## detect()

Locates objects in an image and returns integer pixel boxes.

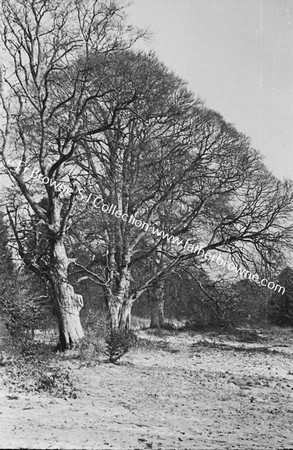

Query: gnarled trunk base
[53,283,84,351]
[51,238,84,351]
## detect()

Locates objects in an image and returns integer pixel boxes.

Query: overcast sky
[128,0,293,181]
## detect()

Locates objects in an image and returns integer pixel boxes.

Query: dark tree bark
[150,281,165,328]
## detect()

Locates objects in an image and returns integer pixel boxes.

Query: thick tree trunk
[54,283,84,351]
[150,282,165,328]
[51,240,84,350]
[119,300,132,330]
[108,297,132,331]
[106,260,133,331]
[104,243,136,332]
[106,266,133,331]
[108,300,121,330]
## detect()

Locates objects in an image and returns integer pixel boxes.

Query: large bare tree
[67,50,202,329]
[69,50,293,330]
[0,0,143,349]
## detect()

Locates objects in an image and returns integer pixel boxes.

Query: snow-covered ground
[1,328,293,449]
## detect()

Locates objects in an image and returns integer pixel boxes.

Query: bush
[105,329,136,363]
[77,335,105,366]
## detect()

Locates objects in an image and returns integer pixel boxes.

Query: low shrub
[105,329,136,363]
[77,335,105,366]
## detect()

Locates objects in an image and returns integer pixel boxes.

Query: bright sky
[127,0,293,181]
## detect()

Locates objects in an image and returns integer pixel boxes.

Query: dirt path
[1,332,293,449]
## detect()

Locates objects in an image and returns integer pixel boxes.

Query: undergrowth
[3,342,78,399]
[105,329,137,363]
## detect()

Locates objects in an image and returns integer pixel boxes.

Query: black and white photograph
[0,0,293,448]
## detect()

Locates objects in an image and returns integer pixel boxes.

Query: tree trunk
[106,266,133,331]
[104,241,137,333]
[150,297,165,328]
[108,300,121,330]
[107,296,132,331]
[54,282,84,351]
[51,240,84,350]
[119,300,132,330]
[150,282,165,328]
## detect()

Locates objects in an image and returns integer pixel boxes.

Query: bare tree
[69,49,293,330]
[0,0,144,349]
[65,50,201,329]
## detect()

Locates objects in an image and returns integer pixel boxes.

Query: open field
[1,328,293,450]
